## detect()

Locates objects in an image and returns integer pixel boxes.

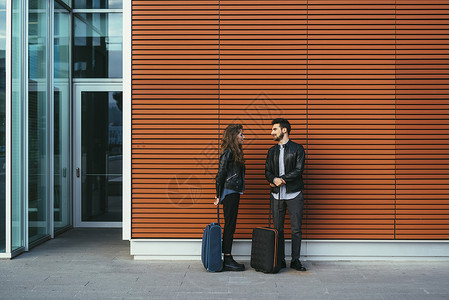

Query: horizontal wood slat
[131,0,449,240]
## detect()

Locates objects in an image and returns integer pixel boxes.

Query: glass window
[28,0,49,244]
[54,2,71,232]
[73,13,122,78]
[81,91,122,222]
[59,0,71,8]
[0,0,6,253]
[74,0,122,9]
[11,0,25,252]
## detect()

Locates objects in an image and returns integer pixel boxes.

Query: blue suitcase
[201,206,223,272]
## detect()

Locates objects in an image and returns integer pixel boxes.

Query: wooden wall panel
[395,0,449,239]
[219,0,308,238]
[306,0,396,239]
[132,0,220,238]
[131,0,449,240]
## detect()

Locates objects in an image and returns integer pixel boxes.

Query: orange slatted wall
[131,0,449,240]
[307,0,396,239]
[132,0,220,237]
[395,0,449,239]
[219,0,308,238]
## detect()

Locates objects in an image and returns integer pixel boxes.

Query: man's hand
[214,198,220,206]
[273,177,286,187]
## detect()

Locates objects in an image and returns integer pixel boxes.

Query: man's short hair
[272,118,291,134]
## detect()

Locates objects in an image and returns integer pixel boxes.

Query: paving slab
[1,228,449,299]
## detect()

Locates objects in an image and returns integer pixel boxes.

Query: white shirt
[271,141,301,200]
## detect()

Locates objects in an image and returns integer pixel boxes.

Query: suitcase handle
[216,205,220,226]
[269,189,281,228]
[269,196,272,228]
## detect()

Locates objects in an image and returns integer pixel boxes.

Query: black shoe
[223,255,245,271]
[281,259,287,269]
[290,259,306,271]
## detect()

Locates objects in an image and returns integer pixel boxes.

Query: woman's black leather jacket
[215,148,245,199]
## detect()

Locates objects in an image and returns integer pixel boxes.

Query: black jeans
[271,192,304,260]
[222,193,240,254]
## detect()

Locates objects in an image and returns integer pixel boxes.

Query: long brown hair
[220,124,244,164]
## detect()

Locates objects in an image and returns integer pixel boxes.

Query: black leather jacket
[265,140,305,193]
[215,148,245,199]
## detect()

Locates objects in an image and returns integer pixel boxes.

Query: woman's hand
[214,198,220,206]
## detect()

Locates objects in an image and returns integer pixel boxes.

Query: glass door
[73,82,122,227]
[54,1,71,233]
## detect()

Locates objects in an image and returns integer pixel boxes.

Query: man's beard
[273,132,284,142]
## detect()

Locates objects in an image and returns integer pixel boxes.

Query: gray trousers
[271,192,304,261]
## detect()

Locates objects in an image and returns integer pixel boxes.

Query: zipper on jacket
[226,173,238,182]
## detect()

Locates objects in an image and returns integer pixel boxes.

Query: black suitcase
[250,192,282,273]
[250,226,281,273]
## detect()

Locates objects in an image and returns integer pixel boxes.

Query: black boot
[223,255,245,271]
[290,259,306,272]
[281,258,287,269]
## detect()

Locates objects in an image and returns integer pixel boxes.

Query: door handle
[76,168,80,178]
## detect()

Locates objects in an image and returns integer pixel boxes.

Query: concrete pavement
[1,228,448,299]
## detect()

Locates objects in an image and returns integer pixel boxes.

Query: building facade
[2,0,449,260]
[1,0,123,258]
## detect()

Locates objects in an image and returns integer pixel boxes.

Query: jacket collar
[278,139,290,149]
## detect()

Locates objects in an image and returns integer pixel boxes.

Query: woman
[214,124,245,271]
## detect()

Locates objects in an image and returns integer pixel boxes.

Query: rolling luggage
[201,206,223,272]
[250,193,282,274]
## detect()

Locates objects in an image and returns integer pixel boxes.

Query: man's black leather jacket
[215,148,245,199]
[265,140,305,193]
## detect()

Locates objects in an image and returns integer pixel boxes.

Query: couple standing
[214,118,306,272]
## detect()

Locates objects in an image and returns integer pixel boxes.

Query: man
[265,118,306,271]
